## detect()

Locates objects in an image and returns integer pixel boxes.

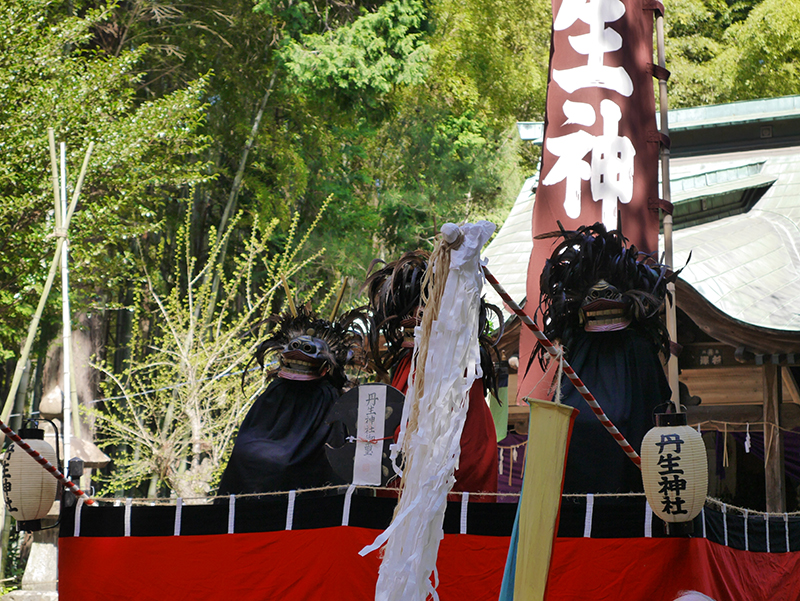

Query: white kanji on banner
[552,0,633,96]
[543,99,635,226]
[591,99,635,226]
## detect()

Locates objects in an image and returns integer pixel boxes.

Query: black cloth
[217,378,344,495]
[559,329,671,494]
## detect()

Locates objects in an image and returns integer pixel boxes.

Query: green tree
[664,0,800,106]
[0,0,210,361]
[718,0,800,100]
[89,205,332,497]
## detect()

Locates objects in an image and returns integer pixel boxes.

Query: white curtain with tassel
[360,220,495,601]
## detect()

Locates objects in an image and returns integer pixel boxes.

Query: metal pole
[655,14,681,413]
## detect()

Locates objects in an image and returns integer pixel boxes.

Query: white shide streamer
[360,221,495,601]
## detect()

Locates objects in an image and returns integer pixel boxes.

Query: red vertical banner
[518,0,662,400]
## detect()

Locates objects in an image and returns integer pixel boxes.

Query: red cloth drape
[390,353,498,496]
[60,532,800,601]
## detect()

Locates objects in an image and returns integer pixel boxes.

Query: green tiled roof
[662,96,800,131]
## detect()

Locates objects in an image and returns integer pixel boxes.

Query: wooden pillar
[763,363,785,513]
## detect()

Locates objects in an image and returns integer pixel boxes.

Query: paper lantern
[1,428,59,530]
[641,412,707,525]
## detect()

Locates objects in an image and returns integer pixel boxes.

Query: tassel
[745,423,751,453]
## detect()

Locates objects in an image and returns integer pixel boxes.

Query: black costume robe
[559,329,671,494]
[217,378,342,495]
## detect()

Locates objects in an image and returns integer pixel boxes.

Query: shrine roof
[483,95,800,346]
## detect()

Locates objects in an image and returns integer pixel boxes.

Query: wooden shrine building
[484,95,800,514]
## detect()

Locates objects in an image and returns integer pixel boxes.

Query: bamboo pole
[202,71,279,327]
[328,278,348,322]
[655,14,681,413]
[281,275,298,317]
[60,142,72,464]
[0,134,93,441]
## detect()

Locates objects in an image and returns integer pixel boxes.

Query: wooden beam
[681,366,762,406]
[783,368,800,405]
[509,405,529,434]
[763,363,785,513]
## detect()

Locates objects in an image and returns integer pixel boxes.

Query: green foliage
[0,0,210,358]
[373,102,512,251]
[88,203,330,497]
[430,0,551,124]
[719,0,800,99]
[1,521,25,593]
[665,0,800,106]
[282,0,432,101]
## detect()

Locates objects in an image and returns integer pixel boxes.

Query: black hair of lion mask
[363,249,504,398]
[250,305,367,391]
[534,222,679,368]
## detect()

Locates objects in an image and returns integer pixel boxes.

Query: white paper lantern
[1,428,58,529]
[641,412,708,524]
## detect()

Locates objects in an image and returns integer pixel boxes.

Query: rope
[482,266,641,467]
[82,488,800,521]
[695,420,800,435]
[345,435,393,445]
[703,496,800,518]
[0,418,94,505]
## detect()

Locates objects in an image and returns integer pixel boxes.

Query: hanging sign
[352,384,387,486]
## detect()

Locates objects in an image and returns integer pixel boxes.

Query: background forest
[0,0,799,524]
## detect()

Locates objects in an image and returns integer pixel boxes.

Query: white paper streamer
[766,514,771,553]
[701,507,707,539]
[228,495,236,534]
[700,507,708,538]
[286,490,296,531]
[584,494,595,538]
[723,504,728,546]
[744,509,749,551]
[342,485,356,526]
[174,498,183,536]
[785,514,790,552]
[74,497,85,538]
[361,221,495,601]
[745,423,751,453]
[124,498,132,537]
[460,492,469,535]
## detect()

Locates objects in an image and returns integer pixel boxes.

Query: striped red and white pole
[0,419,95,505]
[482,266,641,467]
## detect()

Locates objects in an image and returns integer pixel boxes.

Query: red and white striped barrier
[0,419,95,505]
[482,266,641,467]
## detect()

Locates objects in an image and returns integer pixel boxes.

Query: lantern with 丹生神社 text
[641,412,708,533]
[2,427,59,531]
